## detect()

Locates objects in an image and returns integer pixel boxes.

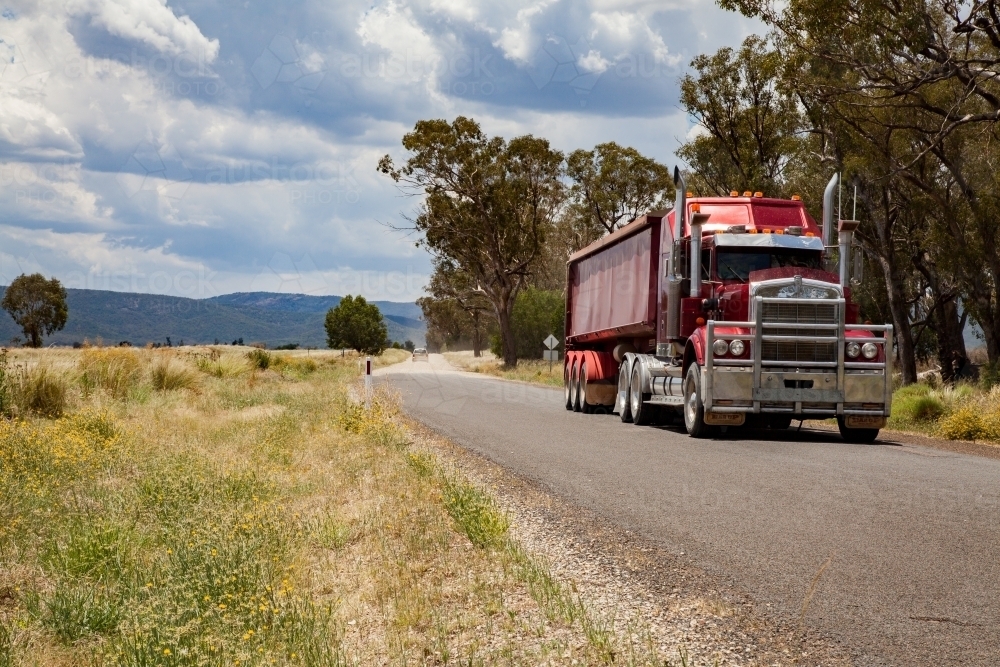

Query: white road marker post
[364,356,373,410]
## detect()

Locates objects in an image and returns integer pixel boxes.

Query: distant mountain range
[0,289,425,348]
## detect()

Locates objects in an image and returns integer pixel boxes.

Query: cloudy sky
[0,0,760,302]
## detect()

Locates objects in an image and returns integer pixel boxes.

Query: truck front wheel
[837,417,879,443]
[683,364,714,438]
[629,365,654,425]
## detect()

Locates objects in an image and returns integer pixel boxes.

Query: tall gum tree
[379,117,564,367]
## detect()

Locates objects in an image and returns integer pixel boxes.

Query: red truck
[563,172,892,442]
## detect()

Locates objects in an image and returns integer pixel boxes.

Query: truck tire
[683,364,714,438]
[629,365,654,425]
[769,416,793,430]
[579,362,595,413]
[571,362,583,412]
[837,417,879,443]
[618,362,633,423]
[564,362,573,410]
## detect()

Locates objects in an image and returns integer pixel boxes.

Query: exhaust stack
[822,173,839,248]
[837,219,859,286]
[670,167,686,279]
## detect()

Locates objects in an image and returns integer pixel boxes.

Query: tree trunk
[496,298,518,368]
[933,296,968,383]
[30,329,41,348]
[471,311,482,357]
[880,257,917,384]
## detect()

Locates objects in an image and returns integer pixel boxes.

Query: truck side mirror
[851,246,864,286]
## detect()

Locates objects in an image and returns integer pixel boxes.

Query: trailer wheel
[618,362,633,423]
[629,365,654,425]
[570,362,583,412]
[564,361,573,410]
[837,417,879,443]
[579,362,595,413]
[683,364,714,438]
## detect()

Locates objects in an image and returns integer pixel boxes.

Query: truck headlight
[729,339,745,356]
[846,342,861,358]
[862,342,878,359]
[712,339,729,356]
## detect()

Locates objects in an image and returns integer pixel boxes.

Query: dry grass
[0,346,700,667]
[444,351,564,388]
[150,356,200,391]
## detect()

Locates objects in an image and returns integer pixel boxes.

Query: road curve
[380,355,999,666]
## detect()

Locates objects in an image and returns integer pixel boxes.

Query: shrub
[938,406,987,441]
[196,355,249,378]
[893,393,945,423]
[489,288,564,361]
[442,480,509,549]
[78,348,142,398]
[981,361,1000,391]
[150,358,199,391]
[246,348,271,370]
[16,366,68,418]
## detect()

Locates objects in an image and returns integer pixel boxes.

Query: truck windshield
[716,249,821,282]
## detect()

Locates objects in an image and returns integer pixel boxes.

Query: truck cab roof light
[805,231,815,237]
[791,194,802,201]
[742,191,752,197]
[748,228,758,234]
[754,191,764,198]
[691,203,701,213]
[686,191,694,197]
[775,229,784,234]
[730,190,739,197]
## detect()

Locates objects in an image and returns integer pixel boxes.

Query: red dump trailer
[563,172,893,442]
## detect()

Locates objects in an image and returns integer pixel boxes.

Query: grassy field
[0,345,696,666]
[443,352,563,388]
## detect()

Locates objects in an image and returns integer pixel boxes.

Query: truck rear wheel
[579,362,594,414]
[683,364,714,438]
[618,362,633,423]
[564,362,573,410]
[570,362,582,412]
[837,417,879,443]
[629,365,654,425]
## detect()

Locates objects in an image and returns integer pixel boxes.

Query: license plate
[705,412,746,426]
[846,415,886,429]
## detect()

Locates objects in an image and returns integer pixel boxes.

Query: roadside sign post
[364,357,372,409]
[542,335,560,373]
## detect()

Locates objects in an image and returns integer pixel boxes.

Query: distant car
[412,348,428,361]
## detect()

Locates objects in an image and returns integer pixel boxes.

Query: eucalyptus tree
[564,142,673,240]
[678,35,806,197]
[379,117,564,367]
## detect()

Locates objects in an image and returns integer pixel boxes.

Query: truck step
[647,395,684,406]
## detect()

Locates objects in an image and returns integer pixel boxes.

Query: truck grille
[760,300,838,363]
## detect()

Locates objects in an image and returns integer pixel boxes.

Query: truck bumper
[701,311,894,426]
[706,367,889,423]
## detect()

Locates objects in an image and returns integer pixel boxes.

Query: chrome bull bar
[704,296,893,417]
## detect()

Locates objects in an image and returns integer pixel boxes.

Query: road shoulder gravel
[406,417,857,667]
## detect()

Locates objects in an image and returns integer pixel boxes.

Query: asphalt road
[381,355,1000,666]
